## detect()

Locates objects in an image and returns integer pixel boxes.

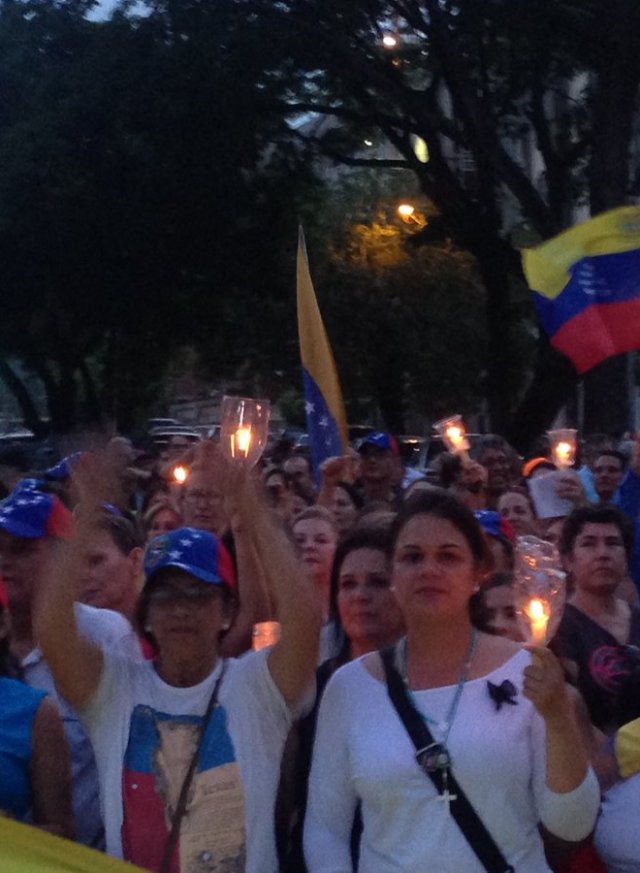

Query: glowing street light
[382,33,398,48]
[397,203,415,218]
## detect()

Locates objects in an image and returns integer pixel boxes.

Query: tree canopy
[245,0,640,445]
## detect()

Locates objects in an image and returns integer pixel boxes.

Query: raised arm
[34,520,104,710]
[216,449,322,706]
[33,460,109,710]
[30,697,74,838]
[524,646,600,840]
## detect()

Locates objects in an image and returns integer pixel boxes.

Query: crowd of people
[1,425,639,872]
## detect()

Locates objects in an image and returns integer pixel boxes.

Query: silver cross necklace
[399,627,478,813]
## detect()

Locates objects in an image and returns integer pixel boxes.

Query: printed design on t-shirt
[589,644,640,693]
[121,703,246,873]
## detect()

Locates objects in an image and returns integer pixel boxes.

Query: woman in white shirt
[304,489,600,873]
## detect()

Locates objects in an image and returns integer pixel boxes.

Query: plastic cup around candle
[220,396,271,467]
[514,535,566,646]
[252,621,281,651]
[433,414,470,455]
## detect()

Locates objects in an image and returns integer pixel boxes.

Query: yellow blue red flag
[296,227,347,476]
[0,817,147,872]
[522,206,640,373]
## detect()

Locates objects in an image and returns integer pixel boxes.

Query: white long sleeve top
[304,649,600,873]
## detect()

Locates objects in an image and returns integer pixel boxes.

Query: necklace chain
[398,627,478,749]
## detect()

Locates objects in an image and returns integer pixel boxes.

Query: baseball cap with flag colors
[0,482,73,539]
[143,527,236,591]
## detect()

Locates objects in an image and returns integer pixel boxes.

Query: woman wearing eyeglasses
[35,455,321,873]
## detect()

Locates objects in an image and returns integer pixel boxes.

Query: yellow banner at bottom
[0,817,147,872]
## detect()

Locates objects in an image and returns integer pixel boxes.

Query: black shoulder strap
[159,660,227,873]
[379,647,514,873]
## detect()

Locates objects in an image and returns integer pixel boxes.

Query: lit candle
[173,465,188,484]
[234,426,252,458]
[526,597,549,645]
[554,441,572,467]
[434,414,469,455]
[548,428,577,469]
[446,425,464,450]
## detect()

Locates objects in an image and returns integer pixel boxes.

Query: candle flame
[234,426,252,456]
[527,598,547,621]
[447,425,463,445]
[173,465,188,484]
[555,441,572,461]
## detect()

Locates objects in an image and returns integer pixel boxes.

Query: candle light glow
[233,426,252,457]
[173,465,188,484]
[548,428,577,469]
[434,414,470,455]
[525,597,550,645]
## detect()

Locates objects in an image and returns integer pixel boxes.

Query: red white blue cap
[0,482,73,539]
[143,527,236,591]
[358,431,400,455]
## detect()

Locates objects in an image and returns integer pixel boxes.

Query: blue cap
[358,431,399,455]
[45,452,83,481]
[143,527,235,590]
[0,483,73,539]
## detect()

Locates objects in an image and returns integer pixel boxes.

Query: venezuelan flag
[522,206,640,373]
[0,817,146,872]
[296,227,347,477]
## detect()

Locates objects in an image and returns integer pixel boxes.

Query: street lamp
[397,203,426,227]
[382,34,398,48]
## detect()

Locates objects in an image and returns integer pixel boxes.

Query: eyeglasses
[148,585,221,604]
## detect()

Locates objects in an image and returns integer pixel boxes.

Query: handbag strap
[159,660,227,873]
[380,647,514,873]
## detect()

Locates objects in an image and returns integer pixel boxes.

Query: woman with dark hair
[330,482,364,535]
[0,593,72,835]
[305,491,599,872]
[279,526,404,872]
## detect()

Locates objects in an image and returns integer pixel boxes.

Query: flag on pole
[522,206,640,374]
[296,227,347,477]
[0,817,147,873]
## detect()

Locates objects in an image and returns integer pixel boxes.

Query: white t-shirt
[304,649,600,873]
[23,602,139,849]
[82,647,291,873]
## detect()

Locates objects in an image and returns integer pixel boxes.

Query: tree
[0,0,317,432]
[298,167,514,432]
[245,0,640,447]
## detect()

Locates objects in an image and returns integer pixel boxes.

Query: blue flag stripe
[302,368,344,483]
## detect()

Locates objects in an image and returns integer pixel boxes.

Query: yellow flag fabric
[296,227,348,470]
[0,818,147,873]
[522,206,640,300]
